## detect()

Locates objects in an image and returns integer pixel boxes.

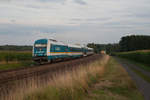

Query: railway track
[0,54,102,88]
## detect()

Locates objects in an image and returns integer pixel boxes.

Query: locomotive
[32,39,94,63]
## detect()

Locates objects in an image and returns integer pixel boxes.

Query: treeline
[119,35,150,51]
[87,43,120,54]
[87,35,150,54]
[0,45,32,51]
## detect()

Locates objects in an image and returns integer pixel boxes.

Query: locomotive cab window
[35,44,47,48]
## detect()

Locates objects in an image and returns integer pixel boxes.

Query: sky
[0,0,150,45]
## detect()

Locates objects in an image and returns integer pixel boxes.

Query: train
[32,39,94,63]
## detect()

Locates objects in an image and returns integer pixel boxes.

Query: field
[0,51,33,70]
[114,50,150,69]
[2,55,143,100]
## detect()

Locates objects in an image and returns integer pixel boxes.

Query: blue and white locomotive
[32,39,94,63]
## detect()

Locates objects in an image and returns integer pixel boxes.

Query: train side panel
[48,43,69,60]
[86,48,94,56]
[68,45,83,58]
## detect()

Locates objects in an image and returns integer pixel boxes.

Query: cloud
[0,21,150,45]
[71,18,82,21]
[0,0,65,3]
[0,0,11,2]
[10,19,16,23]
[70,17,111,22]
[73,0,87,5]
[0,0,150,45]
[37,0,66,4]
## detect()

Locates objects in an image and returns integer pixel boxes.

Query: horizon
[0,34,150,46]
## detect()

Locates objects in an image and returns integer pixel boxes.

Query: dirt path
[115,57,150,100]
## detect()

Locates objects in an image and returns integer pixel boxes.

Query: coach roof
[68,44,82,48]
[49,39,67,46]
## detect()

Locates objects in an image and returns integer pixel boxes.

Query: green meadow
[0,51,33,70]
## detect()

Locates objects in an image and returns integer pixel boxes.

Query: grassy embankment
[84,57,143,100]
[114,50,150,83]
[0,51,33,70]
[6,55,143,100]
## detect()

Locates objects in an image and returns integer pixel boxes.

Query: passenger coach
[33,39,94,63]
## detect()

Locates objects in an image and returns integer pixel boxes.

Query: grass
[2,55,109,100]
[0,51,33,70]
[0,51,32,62]
[130,66,150,83]
[1,55,144,100]
[22,55,109,100]
[114,50,150,71]
[0,61,34,70]
[85,57,144,100]
[116,57,150,84]
[123,58,150,72]
[113,50,150,83]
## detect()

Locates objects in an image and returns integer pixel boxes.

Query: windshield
[35,44,47,48]
[34,44,47,56]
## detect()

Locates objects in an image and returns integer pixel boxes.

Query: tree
[119,35,150,51]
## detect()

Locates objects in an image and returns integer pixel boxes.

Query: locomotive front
[33,39,48,63]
